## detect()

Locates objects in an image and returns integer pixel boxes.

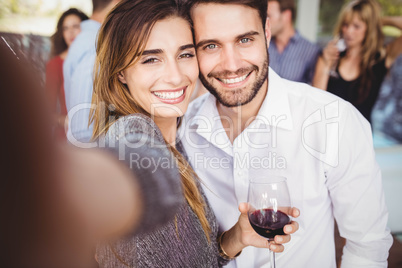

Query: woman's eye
[179,53,195,59]
[142,58,159,64]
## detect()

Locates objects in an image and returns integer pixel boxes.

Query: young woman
[90,0,298,266]
[313,0,402,123]
[46,8,88,140]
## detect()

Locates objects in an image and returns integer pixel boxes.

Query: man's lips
[215,71,252,87]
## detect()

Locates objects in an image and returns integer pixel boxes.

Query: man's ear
[118,71,127,84]
[265,18,272,46]
[282,9,292,25]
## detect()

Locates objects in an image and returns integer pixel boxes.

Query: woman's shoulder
[106,114,165,143]
[47,55,63,65]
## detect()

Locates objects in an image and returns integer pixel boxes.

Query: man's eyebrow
[237,31,260,40]
[195,31,261,49]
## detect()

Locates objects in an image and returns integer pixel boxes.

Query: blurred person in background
[90,0,299,266]
[64,0,121,145]
[372,53,402,143]
[46,8,88,141]
[313,0,402,123]
[0,39,184,267]
[267,0,321,83]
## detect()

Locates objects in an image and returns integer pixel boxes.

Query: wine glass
[247,176,292,268]
[329,37,346,78]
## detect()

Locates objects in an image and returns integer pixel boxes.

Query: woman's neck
[59,50,68,60]
[153,117,178,147]
[345,45,362,59]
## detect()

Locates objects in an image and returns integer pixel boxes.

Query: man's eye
[205,44,217,50]
[240,38,250,44]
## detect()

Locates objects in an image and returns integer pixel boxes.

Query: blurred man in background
[267,0,320,83]
[64,0,120,144]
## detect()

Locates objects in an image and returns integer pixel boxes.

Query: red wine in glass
[249,208,290,239]
[248,176,292,268]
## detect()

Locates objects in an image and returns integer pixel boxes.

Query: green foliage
[1,0,42,16]
[319,0,402,36]
[378,0,402,16]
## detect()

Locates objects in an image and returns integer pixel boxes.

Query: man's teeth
[220,73,249,84]
[153,89,184,99]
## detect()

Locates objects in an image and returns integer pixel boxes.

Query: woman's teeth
[220,73,249,84]
[153,89,184,100]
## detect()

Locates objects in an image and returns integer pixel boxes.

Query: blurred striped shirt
[269,32,321,84]
[64,20,101,144]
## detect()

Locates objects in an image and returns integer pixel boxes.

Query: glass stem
[270,249,276,268]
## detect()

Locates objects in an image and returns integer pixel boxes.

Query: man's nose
[220,46,243,74]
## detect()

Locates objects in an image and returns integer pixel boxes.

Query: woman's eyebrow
[142,49,163,56]
[179,44,195,51]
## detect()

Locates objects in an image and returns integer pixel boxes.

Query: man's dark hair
[268,0,296,22]
[92,0,114,12]
[185,0,267,31]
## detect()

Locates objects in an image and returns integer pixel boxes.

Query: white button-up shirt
[179,69,393,268]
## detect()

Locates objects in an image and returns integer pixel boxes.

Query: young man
[64,0,120,144]
[267,0,320,83]
[180,0,393,267]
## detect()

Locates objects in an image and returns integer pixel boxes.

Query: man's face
[267,1,283,37]
[191,3,269,107]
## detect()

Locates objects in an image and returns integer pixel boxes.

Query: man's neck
[273,25,295,53]
[90,1,117,24]
[217,79,268,144]
[90,11,107,24]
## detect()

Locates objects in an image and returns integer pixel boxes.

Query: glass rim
[249,175,287,184]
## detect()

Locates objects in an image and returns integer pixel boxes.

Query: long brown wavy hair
[50,8,88,57]
[90,0,211,242]
[334,0,385,104]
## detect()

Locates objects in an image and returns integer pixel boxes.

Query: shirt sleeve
[104,114,184,234]
[65,51,96,143]
[325,102,393,267]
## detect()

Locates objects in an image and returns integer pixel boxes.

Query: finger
[290,207,300,218]
[238,202,249,214]
[274,234,290,244]
[269,242,284,253]
[283,221,299,234]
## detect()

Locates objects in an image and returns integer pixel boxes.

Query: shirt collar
[189,67,293,131]
[81,19,102,31]
[254,68,293,130]
[289,31,302,44]
[189,93,220,128]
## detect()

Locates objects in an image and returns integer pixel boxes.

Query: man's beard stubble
[199,55,269,108]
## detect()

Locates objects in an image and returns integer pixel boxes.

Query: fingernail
[285,226,292,233]
[276,236,283,242]
[270,245,277,250]
[294,209,300,217]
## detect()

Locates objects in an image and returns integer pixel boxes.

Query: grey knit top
[96,114,227,268]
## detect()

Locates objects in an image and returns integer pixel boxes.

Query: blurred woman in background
[313,0,402,123]
[46,8,88,140]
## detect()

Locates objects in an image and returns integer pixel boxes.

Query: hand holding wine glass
[247,176,294,268]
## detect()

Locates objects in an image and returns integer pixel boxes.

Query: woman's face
[119,17,198,122]
[62,14,82,47]
[341,14,367,49]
